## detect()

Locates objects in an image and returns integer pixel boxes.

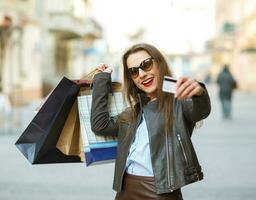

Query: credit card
[162,76,177,94]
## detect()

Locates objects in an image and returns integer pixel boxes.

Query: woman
[90,43,211,200]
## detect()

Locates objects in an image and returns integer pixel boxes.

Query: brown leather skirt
[115,173,183,200]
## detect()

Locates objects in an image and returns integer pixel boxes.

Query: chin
[144,87,157,95]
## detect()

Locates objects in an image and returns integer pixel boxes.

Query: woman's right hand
[95,63,112,74]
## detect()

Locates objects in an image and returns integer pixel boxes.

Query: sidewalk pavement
[182,85,256,199]
[0,85,256,200]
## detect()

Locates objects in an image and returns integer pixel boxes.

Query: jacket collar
[136,93,158,110]
[137,93,150,106]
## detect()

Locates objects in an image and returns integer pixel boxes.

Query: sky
[90,0,216,54]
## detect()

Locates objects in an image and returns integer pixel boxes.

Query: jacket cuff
[94,72,111,81]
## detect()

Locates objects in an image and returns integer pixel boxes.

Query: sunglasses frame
[128,57,154,78]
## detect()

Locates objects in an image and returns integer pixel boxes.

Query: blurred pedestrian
[217,64,237,119]
[90,43,211,200]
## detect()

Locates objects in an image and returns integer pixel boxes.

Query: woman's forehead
[126,50,151,68]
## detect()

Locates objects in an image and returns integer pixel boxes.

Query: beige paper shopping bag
[56,100,85,161]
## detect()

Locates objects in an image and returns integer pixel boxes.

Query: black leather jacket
[90,73,211,194]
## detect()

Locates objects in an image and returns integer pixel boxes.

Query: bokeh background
[0,0,256,199]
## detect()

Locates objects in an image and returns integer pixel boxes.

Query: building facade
[211,0,256,91]
[0,0,103,106]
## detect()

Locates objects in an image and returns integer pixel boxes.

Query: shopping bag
[56,100,85,162]
[80,116,117,166]
[15,77,82,164]
[78,82,126,166]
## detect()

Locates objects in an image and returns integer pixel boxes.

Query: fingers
[95,63,112,74]
[175,77,204,100]
[176,77,192,97]
[96,63,109,72]
[103,67,113,73]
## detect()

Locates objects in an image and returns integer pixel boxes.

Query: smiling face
[126,50,160,99]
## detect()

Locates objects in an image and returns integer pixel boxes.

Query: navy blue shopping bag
[15,77,82,164]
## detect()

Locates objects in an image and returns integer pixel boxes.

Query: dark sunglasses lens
[141,58,153,71]
[129,68,139,78]
[128,58,153,78]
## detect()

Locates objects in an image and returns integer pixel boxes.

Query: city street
[0,85,256,200]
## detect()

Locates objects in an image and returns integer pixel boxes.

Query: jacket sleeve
[181,83,211,123]
[90,72,119,137]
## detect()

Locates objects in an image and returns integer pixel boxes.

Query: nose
[138,68,146,78]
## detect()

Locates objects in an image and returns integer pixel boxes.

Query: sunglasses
[128,57,154,78]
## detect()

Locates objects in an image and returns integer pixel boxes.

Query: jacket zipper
[165,131,173,191]
[177,133,189,166]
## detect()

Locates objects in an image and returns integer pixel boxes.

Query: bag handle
[73,69,98,86]
[81,69,98,80]
[75,68,122,93]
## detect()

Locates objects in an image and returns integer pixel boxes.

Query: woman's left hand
[175,77,204,100]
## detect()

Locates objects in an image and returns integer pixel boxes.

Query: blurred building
[40,0,103,96]
[0,0,103,106]
[209,0,256,91]
[167,52,212,82]
[0,0,42,106]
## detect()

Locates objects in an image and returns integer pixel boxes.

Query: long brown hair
[122,43,174,133]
